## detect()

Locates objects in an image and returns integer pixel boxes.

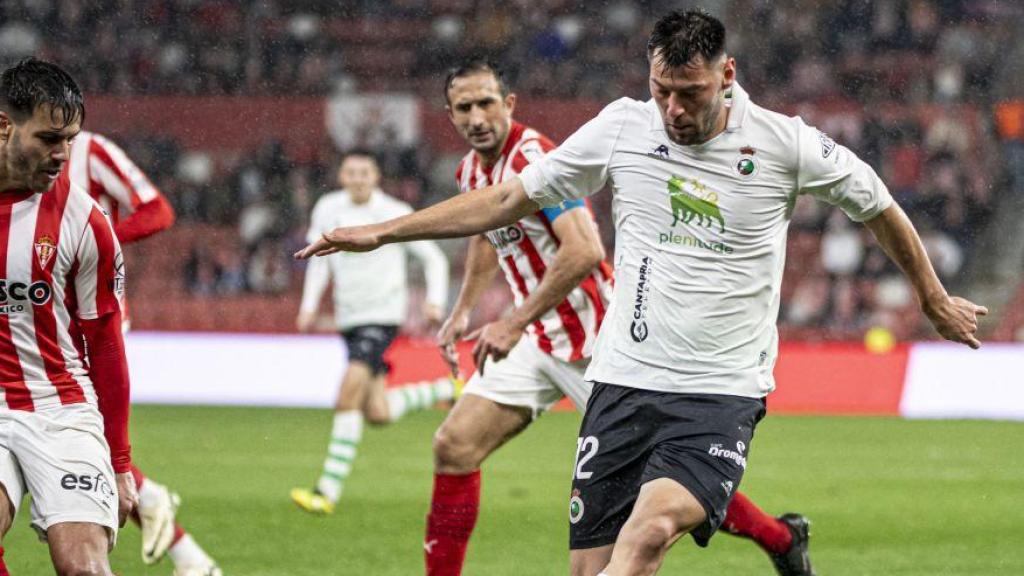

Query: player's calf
[47,522,113,576]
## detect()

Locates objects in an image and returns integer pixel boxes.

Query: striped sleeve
[74,207,125,320]
[88,135,160,209]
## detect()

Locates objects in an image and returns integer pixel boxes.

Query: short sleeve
[75,206,125,320]
[518,99,630,208]
[796,119,893,222]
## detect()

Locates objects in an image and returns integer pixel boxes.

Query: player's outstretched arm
[294,178,538,259]
[863,202,988,348]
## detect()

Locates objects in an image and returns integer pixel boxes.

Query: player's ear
[721,56,736,90]
[505,92,517,115]
[0,112,10,142]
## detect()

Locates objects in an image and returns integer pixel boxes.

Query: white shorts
[0,404,118,547]
[463,337,592,418]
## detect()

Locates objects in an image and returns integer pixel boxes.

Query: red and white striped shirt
[65,131,173,245]
[456,122,613,362]
[0,172,125,411]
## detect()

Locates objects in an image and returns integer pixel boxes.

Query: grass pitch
[4,406,1022,575]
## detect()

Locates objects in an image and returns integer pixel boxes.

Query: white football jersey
[519,83,892,398]
[300,189,449,330]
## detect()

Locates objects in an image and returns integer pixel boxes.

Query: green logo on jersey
[668,175,725,233]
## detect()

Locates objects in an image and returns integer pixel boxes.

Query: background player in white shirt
[0,57,136,576]
[426,61,813,576]
[291,151,454,515]
[65,131,220,575]
[297,10,986,576]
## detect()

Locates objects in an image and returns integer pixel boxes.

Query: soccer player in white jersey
[0,58,137,576]
[297,10,986,575]
[65,131,220,575]
[291,150,453,515]
[426,61,814,576]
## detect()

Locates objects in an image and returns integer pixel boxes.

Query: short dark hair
[647,10,726,70]
[0,58,84,128]
[340,148,379,166]
[443,61,510,104]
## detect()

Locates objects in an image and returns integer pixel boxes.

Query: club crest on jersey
[667,175,726,233]
[734,146,758,179]
[34,235,56,269]
[569,488,585,524]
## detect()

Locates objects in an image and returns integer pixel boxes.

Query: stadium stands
[1,0,1018,340]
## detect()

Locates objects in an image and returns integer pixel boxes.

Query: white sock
[168,533,215,568]
[387,377,455,421]
[316,410,364,503]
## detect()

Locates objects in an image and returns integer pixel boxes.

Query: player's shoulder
[739,97,809,168]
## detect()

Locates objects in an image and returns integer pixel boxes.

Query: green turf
[4,406,1022,575]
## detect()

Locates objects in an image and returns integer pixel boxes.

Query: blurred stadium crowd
[1,0,1021,340]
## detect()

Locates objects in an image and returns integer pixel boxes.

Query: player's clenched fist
[294,224,384,259]
[923,295,988,349]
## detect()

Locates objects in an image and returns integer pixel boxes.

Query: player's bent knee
[630,515,679,552]
[432,426,483,472]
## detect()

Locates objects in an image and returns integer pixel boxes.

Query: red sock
[0,545,9,576]
[171,523,187,547]
[129,464,145,490]
[721,492,793,554]
[425,471,481,576]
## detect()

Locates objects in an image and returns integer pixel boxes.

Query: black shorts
[568,382,766,549]
[340,325,398,376]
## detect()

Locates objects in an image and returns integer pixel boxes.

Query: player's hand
[922,294,988,349]
[293,224,384,259]
[115,471,138,528]
[466,316,525,375]
[296,310,317,333]
[423,303,444,330]
[437,312,469,376]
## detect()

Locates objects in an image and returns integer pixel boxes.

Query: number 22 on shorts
[574,436,599,480]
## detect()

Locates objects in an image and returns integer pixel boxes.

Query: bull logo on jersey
[667,175,726,233]
[34,235,56,269]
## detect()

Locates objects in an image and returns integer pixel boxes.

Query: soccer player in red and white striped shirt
[65,133,220,575]
[423,62,812,576]
[0,58,136,576]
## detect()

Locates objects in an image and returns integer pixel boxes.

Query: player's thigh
[362,374,390,424]
[0,421,24,538]
[14,406,118,549]
[47,521,112,575]
[433,393,531,472]
[336,360,374,409]
[570,544,614,576]
[615,477,706,548]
